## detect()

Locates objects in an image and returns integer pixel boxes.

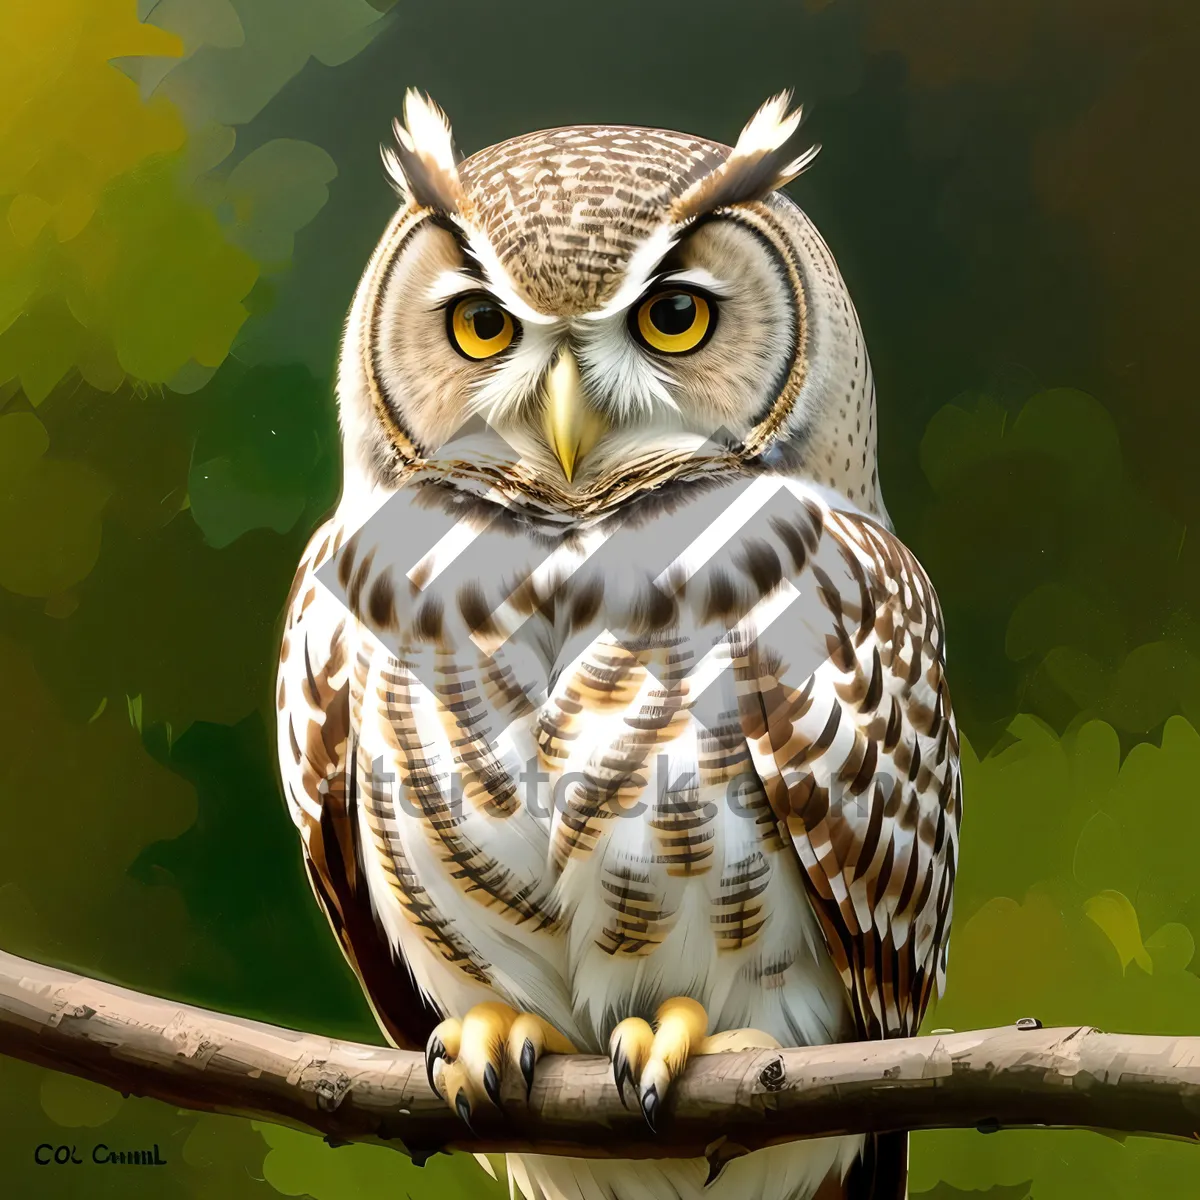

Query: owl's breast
[351,608,849,1051]
[329,473,863,1048]
[535,629,851,1049]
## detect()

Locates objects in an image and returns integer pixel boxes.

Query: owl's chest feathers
[315,472,892,1051]
[352,634,852,1053]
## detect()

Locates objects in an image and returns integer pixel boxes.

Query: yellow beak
[543,347,609,482]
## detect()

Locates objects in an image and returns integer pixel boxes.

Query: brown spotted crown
[382,91,820,317]
[457,128,727,315]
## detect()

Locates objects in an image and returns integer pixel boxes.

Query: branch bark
[2,949,1199,1161]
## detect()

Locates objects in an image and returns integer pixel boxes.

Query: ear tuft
[381,89,465,213]
[670,92,819,223]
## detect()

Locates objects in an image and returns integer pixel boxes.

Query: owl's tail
[844,1132,908,1200]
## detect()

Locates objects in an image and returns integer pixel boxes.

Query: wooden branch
[2,949,1199,1162]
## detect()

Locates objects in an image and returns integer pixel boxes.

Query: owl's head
[338,91,885,524]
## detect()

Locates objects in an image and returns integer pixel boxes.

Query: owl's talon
[609,1016,654,1109]
[611,1047,633,1108]
[504,1011,576,1104]
[634,997,708,1128]
[425,1040,444,1096]
[608,998,778,1130]
[429,1004,574,1123]
[454,1089,475,1133]
[518,1037,537,1099]
[483,1061,502,1107]
[425,1018,462,1101]
[640,1083,659,1131]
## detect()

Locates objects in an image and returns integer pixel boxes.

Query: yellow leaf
[1084,889,1153,974]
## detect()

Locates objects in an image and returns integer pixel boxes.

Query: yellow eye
[633,289,713,354]
[448,296,516,359]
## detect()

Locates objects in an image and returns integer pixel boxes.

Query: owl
[276,91,961,1200]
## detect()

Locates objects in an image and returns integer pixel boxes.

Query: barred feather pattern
[276,470,961,1200]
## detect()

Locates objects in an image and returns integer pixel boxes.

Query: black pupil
[469,303,505,341]
[650,293,696,336]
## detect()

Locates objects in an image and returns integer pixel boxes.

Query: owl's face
[339,93,885,521]
[373,214,794,467]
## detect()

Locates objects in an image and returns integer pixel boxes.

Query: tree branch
[2,949,1199,1162]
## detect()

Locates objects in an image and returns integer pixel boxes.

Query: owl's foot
[425,1002,576,1126]
[609,998,780,1131]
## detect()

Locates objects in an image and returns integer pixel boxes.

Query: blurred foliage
[0,0,244,396]
[136,0,394,130]
[255,1123,504,1200]
[189,362,335,549]
[914,387,1200,744]
[0,410,110,595]
[907,713,1200,1195]
[1,1,1197,1198]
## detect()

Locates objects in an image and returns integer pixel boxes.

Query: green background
[2,0,1198,1196]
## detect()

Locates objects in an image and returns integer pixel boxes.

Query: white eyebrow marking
[425,270,483,305]
[655,266,731,296]
[436,222,727,326]
[577,225,679,321]
[454,219,560,325]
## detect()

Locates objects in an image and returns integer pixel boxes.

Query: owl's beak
[543,348,609,482]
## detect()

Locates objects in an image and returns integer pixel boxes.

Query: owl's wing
[276,523,439,1050]
[740,503,961,1041]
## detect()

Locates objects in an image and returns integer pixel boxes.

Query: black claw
[612,1050,632,1109]
[483,1061,502,1107]
[520,1037,537,1100]
[640,1085,659,1132]
[425,1037,445,1096]
[455,1089,476,1134]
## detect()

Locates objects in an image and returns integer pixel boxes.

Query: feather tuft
[733,91,804,158]
[670,91,819,222]
[382,89,465,214]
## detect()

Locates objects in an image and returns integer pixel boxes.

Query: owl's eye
[632,289,714,355]
[448,295,517,360]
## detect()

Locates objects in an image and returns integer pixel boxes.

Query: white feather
[425,268,486,306]
[457,221,560,325]
[733,91,804,160]
[380,143,409,196]
[656,265,732,296]
[400,89,458,177]
[465,320,563,422]
[383,91,463,205]
[574,312,679,416]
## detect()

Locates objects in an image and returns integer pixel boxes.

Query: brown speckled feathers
[279,486,960,1047]
[456,127,727,314]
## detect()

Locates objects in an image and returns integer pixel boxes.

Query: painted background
[2,1,1198,1196]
